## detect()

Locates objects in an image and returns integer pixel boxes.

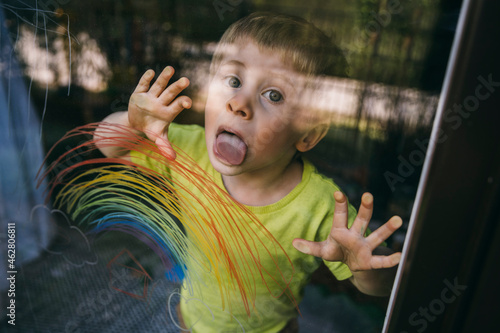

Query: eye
[226,76,241,88]
[263,89,284,103]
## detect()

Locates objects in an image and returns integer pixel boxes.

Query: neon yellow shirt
[131,123,357,332]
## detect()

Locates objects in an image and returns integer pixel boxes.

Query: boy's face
[204,39,310,177]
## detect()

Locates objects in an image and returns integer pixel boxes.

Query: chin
[209,156,245,176]
[209,150,252,177]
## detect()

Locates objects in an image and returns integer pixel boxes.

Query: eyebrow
[220,59,297,91]
[220,59,246,69]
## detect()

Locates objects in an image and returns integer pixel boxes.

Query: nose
[226,92,253,120]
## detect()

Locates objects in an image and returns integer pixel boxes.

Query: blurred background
[0,0,460,332]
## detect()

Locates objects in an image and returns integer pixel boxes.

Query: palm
[128,66,192,159]
[293,192,402,272]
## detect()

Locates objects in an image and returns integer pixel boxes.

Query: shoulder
[169,122,205,147]
[301,160,342,205]
[300,159,357,227]
[169,123,210,166]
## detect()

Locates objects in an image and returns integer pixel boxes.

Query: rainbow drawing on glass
[38,123,297,316]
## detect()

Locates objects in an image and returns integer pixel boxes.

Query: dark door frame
[384,0,500,331]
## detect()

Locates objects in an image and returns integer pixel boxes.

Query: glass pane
[0,0,459,332]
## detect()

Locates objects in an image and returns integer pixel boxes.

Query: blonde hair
[210,12,348,79]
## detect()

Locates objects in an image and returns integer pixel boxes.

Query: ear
[295,124,329,152]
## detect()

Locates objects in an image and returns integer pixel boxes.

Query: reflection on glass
[0,0,456,332]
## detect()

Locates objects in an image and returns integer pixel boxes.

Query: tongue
[216,132,247,165]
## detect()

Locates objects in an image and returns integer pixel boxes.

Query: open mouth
[214,128,248,166]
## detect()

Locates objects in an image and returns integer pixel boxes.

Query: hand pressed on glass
[292,191,402,272]
[128,66,192,160]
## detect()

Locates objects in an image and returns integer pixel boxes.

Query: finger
[133,69,155,94]
[140,121,168,143]
[292,238,324,257]
[162,96,192,120]
[366,216,403,249]
[149,66,174,97]
[369,252,401,269]
[155,136,176,161]
[293,238,344,262]
[143,96,191,125]
[159,77,190,105]
[331,191,348,230]
[350,192,374,235]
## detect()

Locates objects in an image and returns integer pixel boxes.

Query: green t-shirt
[130,123,357,333]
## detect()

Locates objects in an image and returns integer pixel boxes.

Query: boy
[96,12,402,333]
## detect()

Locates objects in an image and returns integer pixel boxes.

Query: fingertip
[362,192,373,205]
[144,69,155,79]
[182,100,191,109]
[392,216,403,229]
[163,66,173,76]
[392,252,402,265]
[158,145,176,161]
[166,151,176,161]
[333,191,345,202]
[292,239,310,254]
[155,137,176,161]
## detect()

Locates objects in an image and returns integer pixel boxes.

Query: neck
[221,156,304,206]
